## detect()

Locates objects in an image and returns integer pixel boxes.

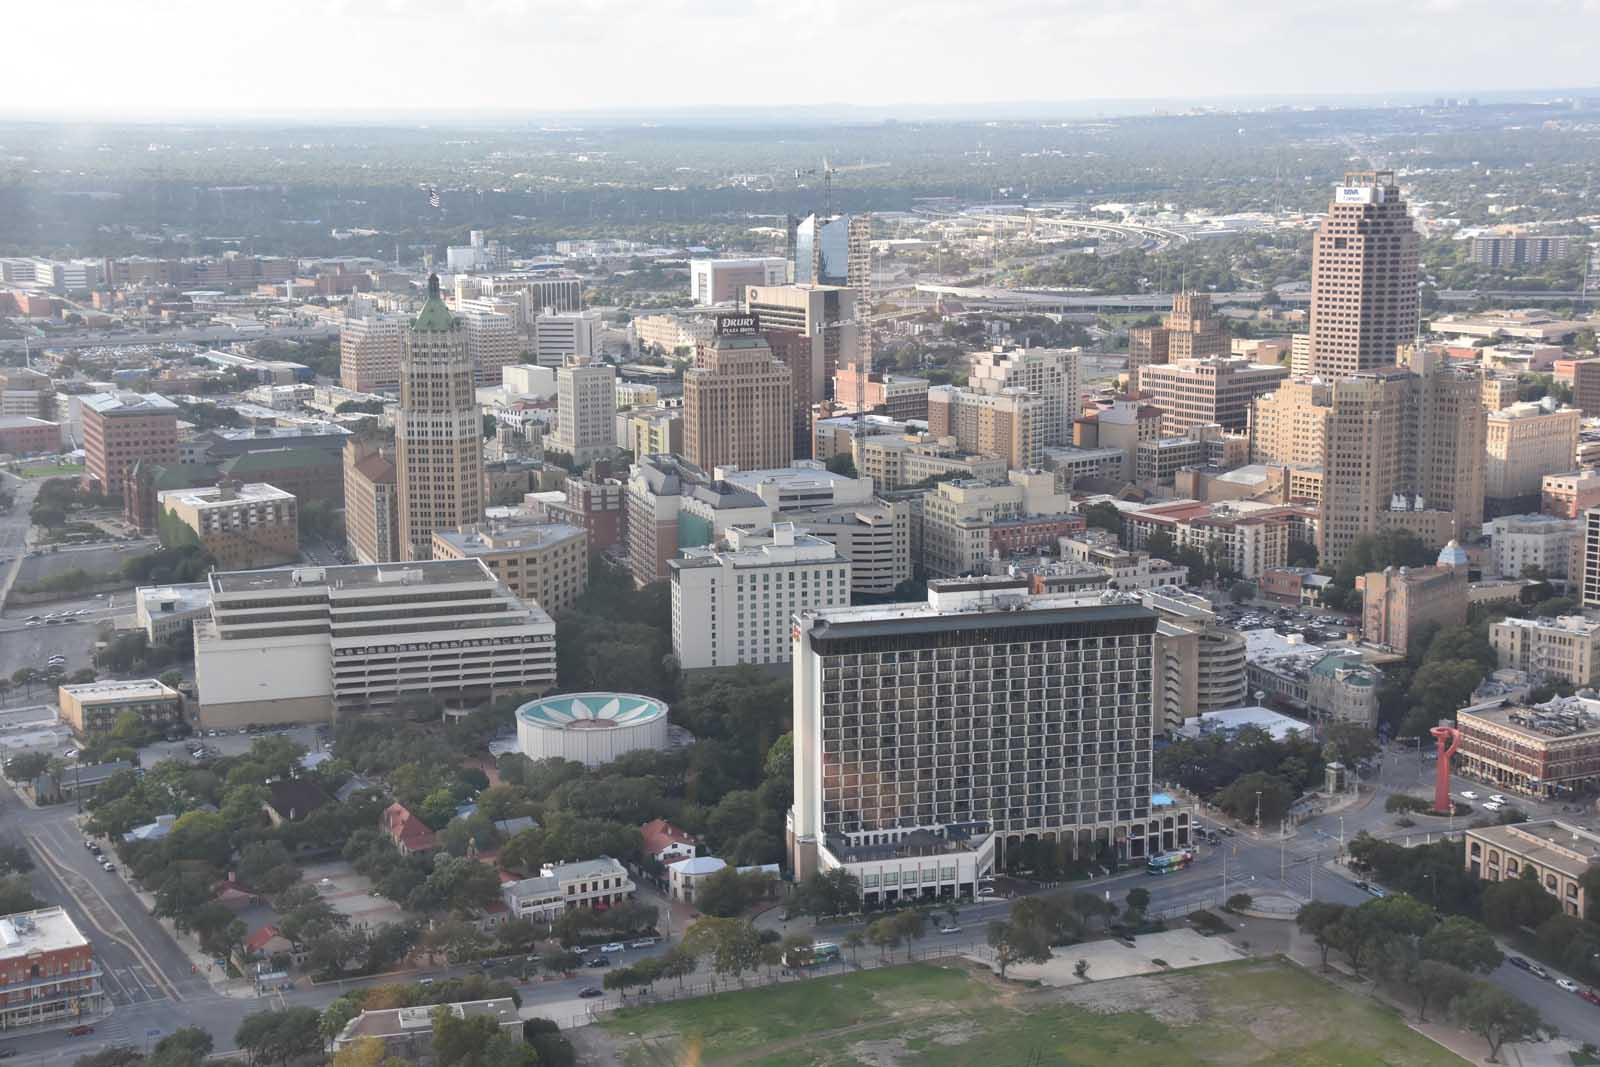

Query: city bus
[784,941,842,968]
[1146,850,1194,875]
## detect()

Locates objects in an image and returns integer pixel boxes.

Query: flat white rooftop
[0,907,88,959]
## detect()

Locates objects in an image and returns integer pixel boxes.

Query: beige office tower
[396,275,486,561]
[1253,346,1482,567]
[743,284,857,406]
[1129,293,1227,374]
[340,312,405,392]
[968,346,1082,448]
[554,356,617,466]
[683,332,795,471]
[458,300,522,385]
[1307,171,1420,377]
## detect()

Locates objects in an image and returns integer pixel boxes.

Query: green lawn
[16,462,83,478]
[599,958,1466,1067]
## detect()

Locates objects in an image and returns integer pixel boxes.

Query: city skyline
[8,1,1600,121]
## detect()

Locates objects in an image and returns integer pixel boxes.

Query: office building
[344,436,400,565]
[0,907,105,1031]
[1487,513,1580,579]
[1074,400,1165,482]
[194,559,556,726]
[683,330,795,472]
[1491,616,1600,689]
[432,520,588,616]
[396,276,486,561]
[1303,348,1485,567]
[57,679,185,738]
[554,357,617,466]
[744,284,857,406]
[715,461,874,513]
[1137,357,1288,436]
[1127,292,1228,373]
[853,433,1006,493]
[927,386,1046,470]
[669,523,849,669]
[339,312,405,392]
[1544,471,1600,520]
[1360,564,1468,654]
[968,346,1083,447]
[459,301,521,385]
[501,857,635,921]
[1486,403,1583,516]
[157,481,298,569]
[1457,698,1600,798]
[831,366,930,421]
[1306,171,1420,377]
[921,472,1072,578]
[472,273,583,315]
[532,310,600,367]
[617,405,683,458]
[632,312,713,355]
[0,416,60,455]
[81,392,179,496]
[690,257,788,305]
[1466,820,1600,918]
[135,583,212,644]
[625,455,775,586]
[789,579,1165,899]
[0,368,56,422]
[790,498,912,597]
[1250,379,1331,467]
[1469,231,1573,269]
[540,470,625,554]
[791,213,870,290]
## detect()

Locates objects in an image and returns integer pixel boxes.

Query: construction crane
[793,158,838,216]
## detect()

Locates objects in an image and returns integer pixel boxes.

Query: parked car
[417,977,434,987]
[1509,956,1532,971]
[586,957,610,968]
[939,925,963,935]
[600,942,625,953]
[1579,989,1600,1006]
[1489,794,1507,804]
[1364,884,1386,899]
[1558,978,1580,993]
[1457,791,1478,800]
[101,862,115,873]
[1529,963,1551,980]
[67,1026,95,1037]
[628,938,658,949]
[578,987,603,998]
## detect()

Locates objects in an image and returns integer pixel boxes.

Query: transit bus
[1146,849,1194,875]
[784,941,842,968]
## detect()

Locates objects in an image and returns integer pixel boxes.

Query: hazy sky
[14,0,1600,120]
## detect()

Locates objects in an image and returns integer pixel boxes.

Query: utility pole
[1254,790,1263,830]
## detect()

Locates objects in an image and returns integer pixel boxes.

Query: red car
[1580,989,1600,1007]
[67,1025,95,1037]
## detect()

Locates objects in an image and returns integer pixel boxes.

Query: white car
[599,942,625,953]
[939,925,963,935]
[1489,794,1507,804]
[1458,791,1479,800]
[1483,802,1504,813]
[1558,978,1580,993]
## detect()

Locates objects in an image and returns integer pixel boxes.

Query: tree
[824,453,856,477]
[329,1038,389,1067]
[147,1027,214,1067]
[789,868,862,918]
[523,1019,576,1067]
[431,1003,502,1066]
[866,916,902,961]
[1453,981,1544,1063]
[684,917,762,986]
[1421,916,1504,974]
[987,919,1052,979]
[1295,902,1348,971]
[234,1007,324,1067]
[1481,869,1561,933]
[694,866,753,918]
[1080,502,1122,537]
[1125,887,1151,911]
[1225,893,1254,913]
[1213,773,1293,828]
[1414,960,1471,1023]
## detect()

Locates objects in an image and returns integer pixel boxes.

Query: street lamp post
[1254,790,1263,830]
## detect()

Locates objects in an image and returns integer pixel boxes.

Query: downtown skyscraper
[1306,171,1421,377]
[396,275,485,561]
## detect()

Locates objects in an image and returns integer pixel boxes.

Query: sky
[12,0,1600,121]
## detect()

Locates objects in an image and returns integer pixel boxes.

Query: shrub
[1224,893,1254,913]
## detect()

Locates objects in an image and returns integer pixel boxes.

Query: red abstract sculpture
[1430,725,1461,814]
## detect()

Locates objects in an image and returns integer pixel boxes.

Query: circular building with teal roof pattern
[514,692,670,767]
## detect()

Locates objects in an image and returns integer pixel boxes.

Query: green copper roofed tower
[412,272,457,332]
[396,272,484,560]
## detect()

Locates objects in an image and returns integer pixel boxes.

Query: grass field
[596,957,1466,1067]
[16,462,83,478]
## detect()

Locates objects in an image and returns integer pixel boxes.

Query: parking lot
[140,723,329,766]
[1214,600,1356,640]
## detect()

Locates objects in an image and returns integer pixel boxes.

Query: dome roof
[516,692,668,731]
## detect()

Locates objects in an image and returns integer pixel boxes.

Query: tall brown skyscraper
[1307,171,1420,377]
[396,275,485,561]
[683,328,795,472]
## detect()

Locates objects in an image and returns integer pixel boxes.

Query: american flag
[428,187,441,209]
